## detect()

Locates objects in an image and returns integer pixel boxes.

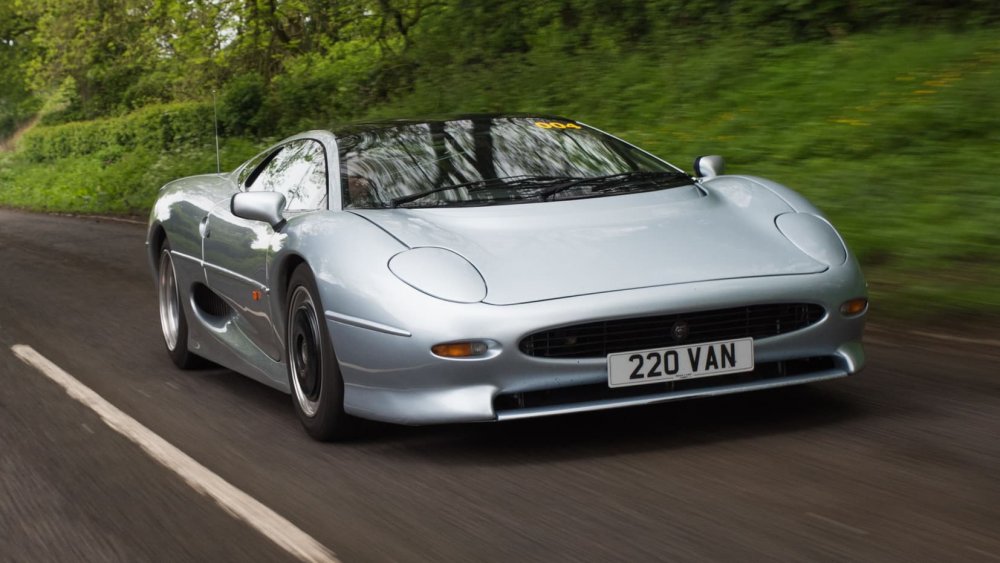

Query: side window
[238,150,276,190]
[248,140,328,211]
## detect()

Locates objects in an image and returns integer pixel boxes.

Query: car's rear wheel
[158,241,200,369]
[286,264,355,441]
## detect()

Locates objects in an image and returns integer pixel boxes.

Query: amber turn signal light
[432,341,489,358]
[840,298,868,316]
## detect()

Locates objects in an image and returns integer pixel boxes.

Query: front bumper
[329,267,866,425]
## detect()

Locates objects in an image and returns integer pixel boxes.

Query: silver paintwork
[775,212,847,266]
[147,124,867,426]
[352,184,828,305]
[694,155,725,178]
[323,311,412,337]
[231,191,287,228]
[388,247,487,303]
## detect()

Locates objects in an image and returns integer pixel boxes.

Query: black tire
[286,264,355,441]
[157,241,201,369]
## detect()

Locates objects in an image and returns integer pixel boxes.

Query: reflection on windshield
[338,117,686,208]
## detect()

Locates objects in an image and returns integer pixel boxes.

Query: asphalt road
[2,208,999,562]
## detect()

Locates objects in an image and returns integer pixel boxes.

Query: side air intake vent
[192,283,231,319]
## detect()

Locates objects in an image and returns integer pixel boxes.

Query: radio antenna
[212,89,221,174]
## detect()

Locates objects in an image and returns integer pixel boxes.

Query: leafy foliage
[5,0,995,129]
[0,0,38,138]
[19,102,216,161]
[1,2,1000,316]
[218,74,269,136]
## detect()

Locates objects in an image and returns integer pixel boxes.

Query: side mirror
[231,191,287,229]
[693,155,725,179]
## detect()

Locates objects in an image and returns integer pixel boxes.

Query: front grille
[520,303,825,359]
[494,356,837,412]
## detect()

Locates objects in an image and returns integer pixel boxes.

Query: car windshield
[337,116,690,208]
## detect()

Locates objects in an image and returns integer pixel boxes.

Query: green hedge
[19,102,215,162]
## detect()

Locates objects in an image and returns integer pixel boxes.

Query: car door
[202,139,329,360]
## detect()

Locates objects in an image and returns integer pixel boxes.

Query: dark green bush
[218,74,268,137]
[19,102,215,162]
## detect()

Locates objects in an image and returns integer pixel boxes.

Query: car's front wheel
[286,264,355,441]
[158,241,200,369]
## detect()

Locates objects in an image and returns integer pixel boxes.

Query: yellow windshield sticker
[534,121,581,130]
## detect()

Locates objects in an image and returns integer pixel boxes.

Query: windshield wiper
[389,175,566,208]
[537,170,691,201]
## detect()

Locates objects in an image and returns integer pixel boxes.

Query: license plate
[608,338,754,388]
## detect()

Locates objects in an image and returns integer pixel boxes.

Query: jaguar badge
[671,320,690,342]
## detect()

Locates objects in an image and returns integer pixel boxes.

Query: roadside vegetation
[1,1,998,318]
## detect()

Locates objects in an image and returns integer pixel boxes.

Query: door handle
[199,216,210,238]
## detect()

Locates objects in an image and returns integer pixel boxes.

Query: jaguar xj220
[147,114,867,440]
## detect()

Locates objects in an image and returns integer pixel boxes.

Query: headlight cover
[775,212,848,266]
[388,247,487,303]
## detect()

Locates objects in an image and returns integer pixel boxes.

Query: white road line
[908,330,1000,348]
[868,324,1000,349]
[804,512,869,536]
[11,344,339,563]
[51,212,146,225]
[965,545,1000,561]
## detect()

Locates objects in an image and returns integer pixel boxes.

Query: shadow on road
[355,383,870,465]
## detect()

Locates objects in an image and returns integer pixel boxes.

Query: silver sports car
[147,114,867,440]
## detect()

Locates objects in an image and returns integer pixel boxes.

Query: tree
[0,0,38,137]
